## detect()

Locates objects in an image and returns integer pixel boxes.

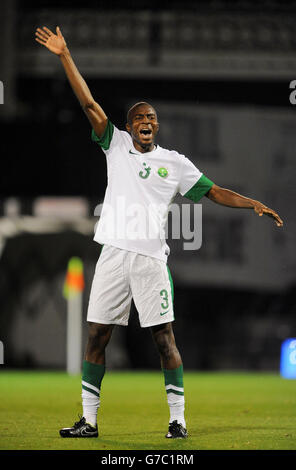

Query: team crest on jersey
[158,167,168,178]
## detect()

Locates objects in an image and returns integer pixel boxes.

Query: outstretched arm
[35,26,107,137]
[206,184,283,227]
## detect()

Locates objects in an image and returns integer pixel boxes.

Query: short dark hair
[127,101,156,124]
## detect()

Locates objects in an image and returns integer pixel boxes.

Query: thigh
[130,254,174,328]
[87,245,132,326]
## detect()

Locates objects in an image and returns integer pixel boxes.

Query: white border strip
[165,384,184,392]
[82,380,100,394]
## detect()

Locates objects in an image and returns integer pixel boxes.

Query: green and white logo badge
[158,167,168,178]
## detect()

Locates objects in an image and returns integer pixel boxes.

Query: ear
[126,122,131,133]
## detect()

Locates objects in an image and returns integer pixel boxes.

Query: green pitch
[0,370,295,450]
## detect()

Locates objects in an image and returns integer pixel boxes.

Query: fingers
[268,211,283,226]
[43,26,54,36]
[254,205,283,227]
[273,214,283,227]
[262,207,283,227]
[56,26,63,37]
[35,36,47,46]
[254,205,264,216]
[35,26,54,43]
[35,28,49,44]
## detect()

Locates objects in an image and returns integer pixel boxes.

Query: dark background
[0,0,295,372]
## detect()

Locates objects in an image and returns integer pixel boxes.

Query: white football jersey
[92,121,214,262]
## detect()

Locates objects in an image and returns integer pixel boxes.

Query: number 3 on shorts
[160,289,169,310]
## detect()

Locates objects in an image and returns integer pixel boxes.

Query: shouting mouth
[140,128,152,137]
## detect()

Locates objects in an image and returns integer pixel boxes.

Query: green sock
[163,365,186,427]
[82,360,105,427]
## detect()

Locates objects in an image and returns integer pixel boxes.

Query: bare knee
[88,322,113,340]
[86,322,113,359]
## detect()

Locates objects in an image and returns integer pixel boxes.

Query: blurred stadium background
[1,0,296,374]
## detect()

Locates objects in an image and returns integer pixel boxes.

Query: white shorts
[87,244,174,328]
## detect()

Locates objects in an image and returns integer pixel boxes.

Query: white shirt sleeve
[91,120,124,152]
[178,155,203,196]
[178,155,214,202]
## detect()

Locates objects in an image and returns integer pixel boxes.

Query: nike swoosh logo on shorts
[160,311,169,316]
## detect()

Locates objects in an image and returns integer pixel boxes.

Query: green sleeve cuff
[91,120,114,150]
[183,174,214,202]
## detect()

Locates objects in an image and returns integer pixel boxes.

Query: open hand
[35,26,67,56]
[253,202,283,227]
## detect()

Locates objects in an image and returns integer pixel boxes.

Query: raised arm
[35,26,107,137]
[206,184,283,227]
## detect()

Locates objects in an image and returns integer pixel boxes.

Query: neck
[133,140,155,153]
